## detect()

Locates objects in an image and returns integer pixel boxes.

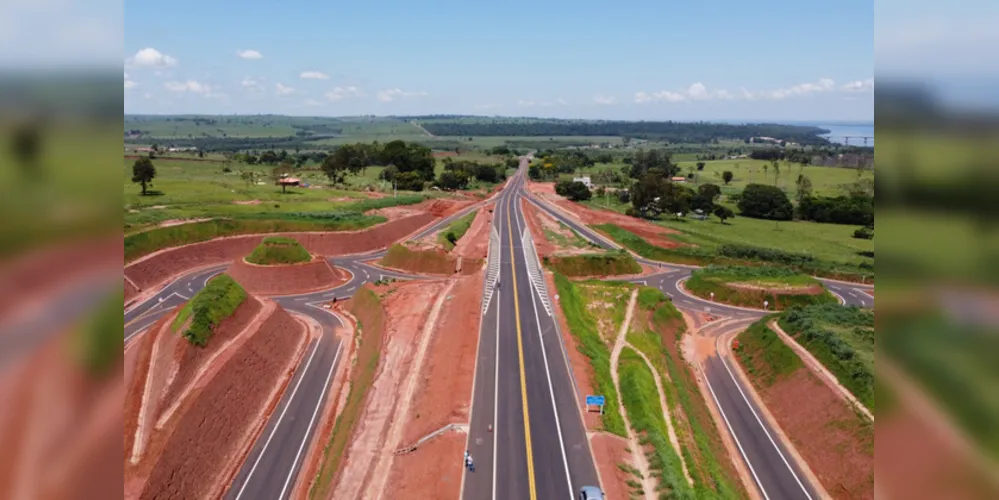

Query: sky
[122,0,876,121]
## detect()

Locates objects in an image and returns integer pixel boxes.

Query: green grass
[545,251,641,277]
[592,222,872,281]
[245,236,312,265]
[542,221,595,250]
[618,347,694,498]
[171,275,247,347]
[310,287,385,499]
[553,273,627,436]
[686,265,838,310]
[437,210,477,251]
[625,288,746,499]
[125,215,384,263]
[778,304,874,412]
[734,319,803,387]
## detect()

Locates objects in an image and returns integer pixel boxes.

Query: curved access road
[123,205,477,500]
[520,184,872,500]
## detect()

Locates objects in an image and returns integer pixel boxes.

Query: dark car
[579,485,605,500]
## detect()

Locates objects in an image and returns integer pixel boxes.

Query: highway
[464,165,600,500]
[519,181,873,500]
[123,204,477,500]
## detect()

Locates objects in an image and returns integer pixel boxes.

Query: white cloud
[128,47,177,68]
[556,98,568,105]
[517,100,536,107]
[841,78,875,92]
[124,73,137,90]
[275,83,295,96]
[687,82,710,100]
[761,78,836,100]
[474,103,502,110]
[377,88,427,102]
[164,80,212,95]
[326,86,364,101]
[237,49,263,60]
[241,77,264,92]
[300,71,330,80]
[594,95,618,105]
[714,89,735,101]
[635,90,686,103]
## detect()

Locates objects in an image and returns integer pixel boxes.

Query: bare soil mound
[125,299,307,500]
[125,212,436,291]
[521,199,557,257]
[226,258,345,295]
[378,244,480,276]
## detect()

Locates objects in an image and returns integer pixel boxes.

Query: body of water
[813,123,874,146]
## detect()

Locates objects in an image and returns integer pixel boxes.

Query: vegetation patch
[618,347,694,498]
[125,214,384,263]
[171,274,247,347]
[546,251,641,277]
[686,265,838,310]
[437,211,477,251]
[542,221,593,250]
[245,236,312,265]
[310,288,385,499]
[378,244,455,275]
[734,319,803,387]
[553,273,627,436]
[626,287,745,499]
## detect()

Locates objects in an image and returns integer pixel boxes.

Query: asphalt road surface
[464,167,600,500]
[520,179,874,500]
[123,203,479,500]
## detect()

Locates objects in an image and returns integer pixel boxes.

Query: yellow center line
[505,188,538,500]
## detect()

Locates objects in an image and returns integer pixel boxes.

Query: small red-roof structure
[671,176,687,183]
[278,177,301,186]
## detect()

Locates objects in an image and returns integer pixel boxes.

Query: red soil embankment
[226,258,345,295]
[138,304,306,500]
[378,244,482,276]
[125,277,139,303]
[451,202,494,260]
[528,181,684,249]
[521,199,558,257]
[125,212,436,292]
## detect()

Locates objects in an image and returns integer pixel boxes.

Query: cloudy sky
[122,0,877,120]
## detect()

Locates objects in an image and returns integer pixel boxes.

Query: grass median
[545,251,641,277]
[686,265,839,310]
[437,210,477,251]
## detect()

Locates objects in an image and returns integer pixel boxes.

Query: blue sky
[124,0,874,121]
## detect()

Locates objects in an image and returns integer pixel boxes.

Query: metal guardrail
[521,227,552,316]
[481,225,501,314]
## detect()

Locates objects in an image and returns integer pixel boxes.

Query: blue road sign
[585,395,605,406]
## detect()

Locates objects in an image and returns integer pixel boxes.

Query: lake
[814,123,874,146]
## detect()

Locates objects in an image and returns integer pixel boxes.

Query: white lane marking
[830,289,846,305]
[718,347,814,500]
[525,250,575,499]
[278,341,342,500]
[492,291,502,500]
[701,360,771,500]
[234,341,321,500]
[176,293,190,300]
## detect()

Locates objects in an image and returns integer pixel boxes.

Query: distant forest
[411,118,832,145]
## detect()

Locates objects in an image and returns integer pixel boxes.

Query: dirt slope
[226,258,345,295]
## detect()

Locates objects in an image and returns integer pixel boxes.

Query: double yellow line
[503,189,538,500]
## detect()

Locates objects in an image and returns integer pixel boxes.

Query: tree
[713,205,735,224]
[737,184,793,221]
[722,170,734,185]
[696,161,706,171]
[795,174,813,204]
[698,183,721,202]
[240,170,256,187]
[394,171,424,191]
[131,156,156,195]
[272,164,295,193]
[771,159,782,187]
[555,180,592,201]
[437,170,470,191]
[321,145,367,185]
[659,182,695,217]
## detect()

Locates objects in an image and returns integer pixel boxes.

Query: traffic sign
[585,395,605,406]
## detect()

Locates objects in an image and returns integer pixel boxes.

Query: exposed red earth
[451,202,494,260]
[125,213,436,293]
[526,180,685,249]
[226,258,346,295]
[123,296,307,500]
[386,271,484,499]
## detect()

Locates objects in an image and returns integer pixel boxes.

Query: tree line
[417,120,832,145]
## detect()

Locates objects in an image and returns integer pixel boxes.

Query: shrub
[853,227,874,240]
[555,180,592,201]
[246,236,312,265]
[799,194,874,225]
[172,275,247,347]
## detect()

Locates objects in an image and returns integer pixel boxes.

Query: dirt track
[125,213,436,292]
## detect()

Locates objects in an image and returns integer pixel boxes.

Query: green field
[734,319,803,387]
[545,251,640,277]
[779,304,874,412]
